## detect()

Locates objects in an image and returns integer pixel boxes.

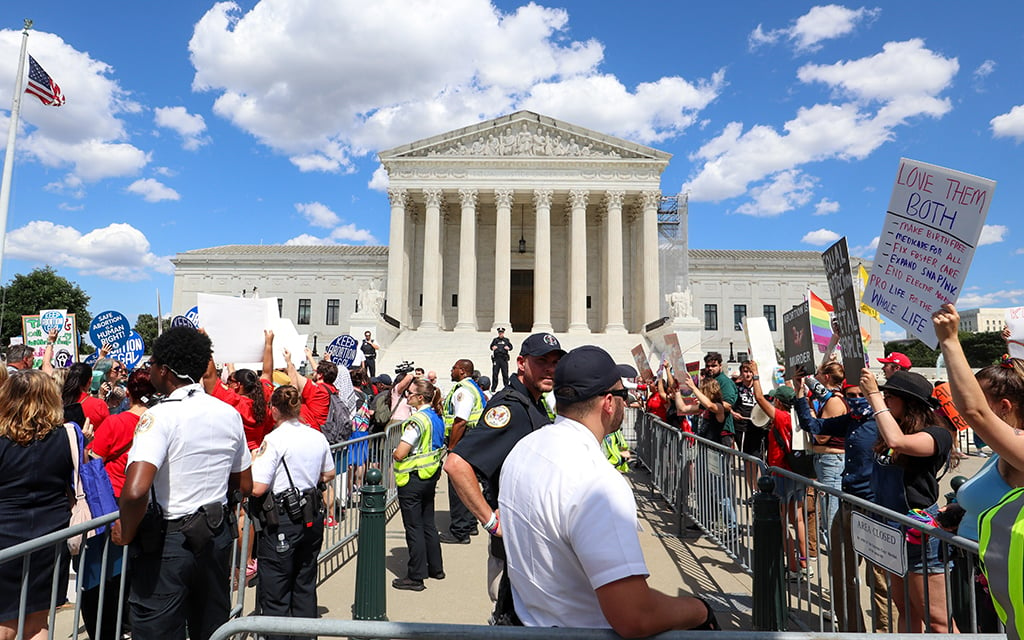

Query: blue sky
[1,1,1022,342]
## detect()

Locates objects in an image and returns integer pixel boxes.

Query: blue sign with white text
[325,335,358,368]
[88,310,132,349]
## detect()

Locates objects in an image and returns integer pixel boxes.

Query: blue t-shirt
[957,454,1011,541]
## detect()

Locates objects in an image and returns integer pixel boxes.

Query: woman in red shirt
[87,369,156,497]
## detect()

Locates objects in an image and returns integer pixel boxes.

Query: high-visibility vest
[443,378,485,437]
[394,410,445,487]
[602,430,629,472]
[979,486,1024,640]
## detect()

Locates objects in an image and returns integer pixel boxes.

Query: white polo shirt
[252,419,334,493]
[449,384,476,421]
[499,416,648,628]
[128,383,251,519]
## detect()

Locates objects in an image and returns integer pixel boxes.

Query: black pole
[752,474,786,630]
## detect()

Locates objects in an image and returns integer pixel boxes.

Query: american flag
[26,55,65,106]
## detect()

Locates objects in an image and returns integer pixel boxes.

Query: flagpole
[0,19,32,286]
[156,289,164,335]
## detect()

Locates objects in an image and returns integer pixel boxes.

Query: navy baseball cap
[520,333,566,358]
[554,345,638,404]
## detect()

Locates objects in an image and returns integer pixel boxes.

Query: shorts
[897,503,948,575]
[772,475,804,503]
[742,427,767,456]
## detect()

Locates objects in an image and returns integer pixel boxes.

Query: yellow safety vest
[394,411,444,487]
[443,378,485,437]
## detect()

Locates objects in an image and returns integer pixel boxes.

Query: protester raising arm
[858,369,938,457]
[748,360,777,421]
[672,370,725,423]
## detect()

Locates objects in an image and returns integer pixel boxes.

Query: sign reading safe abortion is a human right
[863,158,995,346]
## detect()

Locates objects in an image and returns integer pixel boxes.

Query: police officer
[439,359,486,544]
[360,331,379,378]
[489,328,513,391]
[113,327,252,640]
[249,385,335,633]
[392,379,446,591]
[443,333,564,611]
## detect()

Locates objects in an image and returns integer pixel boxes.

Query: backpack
[370,390,393,433]
[322,390,353,445]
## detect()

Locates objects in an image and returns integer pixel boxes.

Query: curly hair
[316,360,338,384]
[0,370,65,445]
[232,369,267,423]
[270,385,302,421]
[976,358,1024,427]
[62,362,93,407]
[699,377,723,403]
[151,327,212,384]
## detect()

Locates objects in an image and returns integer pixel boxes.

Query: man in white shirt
[500,345,719,635]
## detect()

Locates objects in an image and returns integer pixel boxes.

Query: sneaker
[468,528,480,536]
[392,577,425,591]
[786,566,814,582]
[438,531,470,545]
[429,570,446,580]
[325,516,339,528]
[245,559,258,578]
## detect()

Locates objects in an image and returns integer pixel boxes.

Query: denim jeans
[813,453,843,550]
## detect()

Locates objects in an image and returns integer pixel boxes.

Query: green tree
[883,338,939,369]
[962,331,1006,367]
[0,266,91,347]
[133,313,169,354]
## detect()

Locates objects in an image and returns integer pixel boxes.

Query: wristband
[873,408,892,417]
[868,391,882,396]
[483,511,499,534]
[751,375,760,381]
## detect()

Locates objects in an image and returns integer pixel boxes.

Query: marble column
[455,188,479,331]
[603,190,626,333]
[640,190,661,326]
[567,189,589,333]
[419,188,443,330]
[492,189,513,331]
[532,189,553,333]
[385,188,407,325]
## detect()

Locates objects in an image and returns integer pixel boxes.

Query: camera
[395,360,415,375]
[278,487,306,523]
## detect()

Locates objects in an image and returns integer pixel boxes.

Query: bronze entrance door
[509,270,534,333]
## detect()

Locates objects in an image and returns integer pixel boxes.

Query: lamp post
[729,341,736,362]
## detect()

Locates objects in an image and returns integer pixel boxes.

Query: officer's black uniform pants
[364,356,376,378]
[257,517,324,639]
[448,477,477,539]
[491,358,509,391]
[128,522,232,640]
[397,469,443,580]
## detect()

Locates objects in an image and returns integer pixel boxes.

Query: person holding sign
[933,304,1022,633]
[859,367,956,633]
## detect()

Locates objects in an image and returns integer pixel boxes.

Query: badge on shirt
[483,406,511,429]
[134,413,155,435]
[253,442,268,459]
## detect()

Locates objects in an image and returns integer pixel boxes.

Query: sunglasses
[605,389,630,401]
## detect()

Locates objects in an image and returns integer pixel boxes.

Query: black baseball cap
[497,327,505,333]
[554,345,638,404]
[520,333,566,358]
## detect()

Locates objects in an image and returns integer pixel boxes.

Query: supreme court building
[172,111,881,371]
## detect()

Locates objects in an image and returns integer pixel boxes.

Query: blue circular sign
[171,315,197,329]
[88,310,132,349]
[40,310,65,333]
[84,351,99,366]
[107,330,146,370]
[325,335,358,368]
[185,306,200,328]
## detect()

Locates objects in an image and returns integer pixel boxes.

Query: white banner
[1006,307,1024,360]
[198,293,280,365]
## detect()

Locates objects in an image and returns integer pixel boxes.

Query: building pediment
[379,111,670,162]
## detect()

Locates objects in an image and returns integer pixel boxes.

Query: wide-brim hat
[879,370,938,409]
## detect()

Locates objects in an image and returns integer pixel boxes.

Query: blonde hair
[270,385,302,421]
[0,369,65,445]
[699,377,723,403]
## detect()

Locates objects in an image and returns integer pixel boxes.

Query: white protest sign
[742,316,779,391]
[270,316,309,369]
[1006,307,1024,360]
[864,158,996,346]
[851,511,907,577]
[198,293,278,364]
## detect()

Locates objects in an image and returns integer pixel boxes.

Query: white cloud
[4,221,173,281]
[154,106,210,150]
[851,236,879,257]
[880,328,906,342]
[956,289,1024,308]
[368,165,389,192]
[284,223,377,246]
[814,197,840,215]
[978,224,1008,246]
[802,228,841,245]
[295,202,340,228]
[188,0,723,172]
[991,105,1024,143]
[685,39,957,203]
[1017,248,1024,255]
[126,178,180,202]
[750,5,880,52]
[0,29,150,186]
[974,60,996,79]
[734,169,815,216]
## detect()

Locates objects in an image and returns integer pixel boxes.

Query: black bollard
[352,468,388,622]
[752,474,786,631]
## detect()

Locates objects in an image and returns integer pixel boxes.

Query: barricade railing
[634,411,997,635]
[1,426,399,640]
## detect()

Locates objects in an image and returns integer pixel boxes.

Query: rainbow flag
[809,289,834,354]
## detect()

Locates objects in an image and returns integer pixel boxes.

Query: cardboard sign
[663,333,685,374]
[106,330,146,370]
[630,344,655,382]
[852,511,907,577]
[1005,306,1024,360]
[326,335,359,368]
[782,302,813,379]
[932,382,969,432]
[89,310,132,349]
[822,238,866,382]
[864,158,996,346]
[21,314,78,368]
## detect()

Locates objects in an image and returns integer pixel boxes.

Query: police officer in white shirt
[249,385,335,631]
[113,327,252,640]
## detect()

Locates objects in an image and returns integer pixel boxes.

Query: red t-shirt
[87,411,140,497]
[210,381,274,449]
[79,392,109,430]
[300,380,335,431]
[646,393,668,421]
[767,409,793,469]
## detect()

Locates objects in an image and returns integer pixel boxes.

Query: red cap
[878,352,911,369]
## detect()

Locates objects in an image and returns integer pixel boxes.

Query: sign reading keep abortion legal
[863,158,995,346]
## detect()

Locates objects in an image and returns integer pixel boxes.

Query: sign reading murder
[89,310,132,349]
[22,313,78,368]
[630,344,655,382]
[864,158,996,346]
[782,302,813,379]
[325,335,359,368]
[851,511,907,577]
[822,237,866,382]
